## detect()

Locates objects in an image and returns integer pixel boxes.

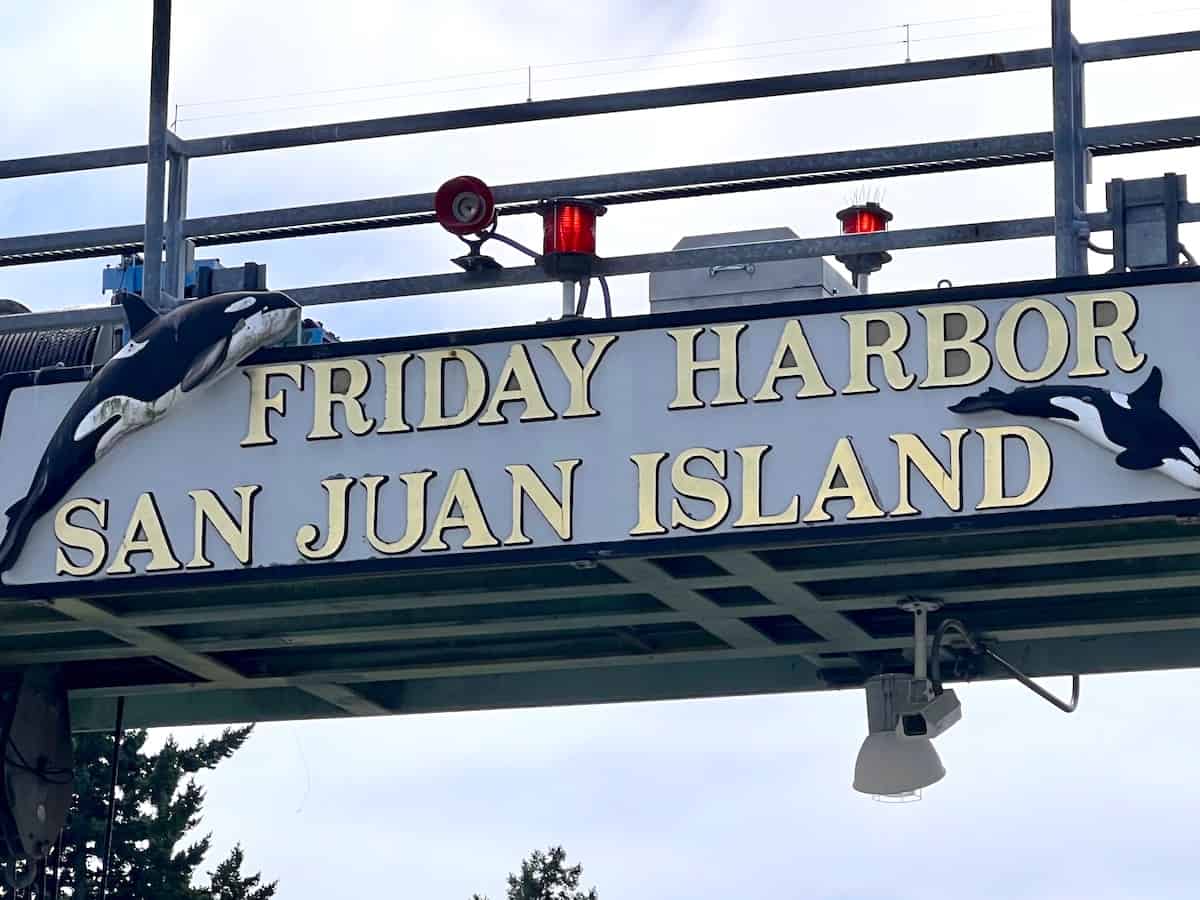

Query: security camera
[434,175,496,235]
[898,688,962,741]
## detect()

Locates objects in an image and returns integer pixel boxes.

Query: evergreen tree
[3,725,274,899]
[207,845,276,900]
[474,846,598,900]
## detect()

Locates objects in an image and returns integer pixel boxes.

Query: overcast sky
[5,1,1200,897]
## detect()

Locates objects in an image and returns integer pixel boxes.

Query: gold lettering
[418,349,488,429]
[843,312,915,394]
[242,363,303,447]
[543,336,618,418]
[890,430,967,517]
[505,460,581,545]
[751,320,835,401]
[1068,290,1146,377]
[378,353,413,434]
[54,498,108,577]
[187,485,260,569]
[421,470,500,551]
[668,324,747,409]
[733,445,799,528]
[307,359,375,439]
[919,305,991,388]
[804,438,886,522]
[478,344,556,425]
[977,425,1053,510]
[107,493,181,574]
[670,447,730,531]
[630,452,669,536]
[361,471,434,555]
[996,298,1069,382]
[296,476,354,560]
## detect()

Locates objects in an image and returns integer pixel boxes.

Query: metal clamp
[708,263,755,277]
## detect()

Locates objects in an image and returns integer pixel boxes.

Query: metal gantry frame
[0,0,1197,328]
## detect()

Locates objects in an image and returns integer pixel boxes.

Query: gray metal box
[649,227,856,313]
[1106,174,1188,270]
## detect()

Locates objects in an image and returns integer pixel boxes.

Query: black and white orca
[949,366,1200,490]
[0,290,301,574]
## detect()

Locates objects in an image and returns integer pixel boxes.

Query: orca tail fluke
[948,387,1009,414]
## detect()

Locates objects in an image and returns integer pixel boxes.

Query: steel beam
[1052,0,1088,276]
[709,551,872,644]
[602,558,775,650]
[179,130,1057,240]
[171,32,1200,161]
[49,596,389,716]
[65,622,1200,731]
[5,116,1200,270]
[177,48,1052,160]
[0,199,1195,333]
[2,31,1197,183]
[141,0,172,309]
[0,604,786,666]
[163,151,190,303]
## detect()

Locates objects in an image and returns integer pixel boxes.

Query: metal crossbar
[0,2,1197,318]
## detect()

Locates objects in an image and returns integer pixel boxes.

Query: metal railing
[1,0,1198,334]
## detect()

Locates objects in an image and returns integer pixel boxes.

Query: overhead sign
[3,274,1199,591]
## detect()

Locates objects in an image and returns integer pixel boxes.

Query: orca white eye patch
[224,296,257,314]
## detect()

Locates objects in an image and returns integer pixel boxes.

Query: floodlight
[853,673,950,797]
[853,731,945,796]
[852,600,1083,799]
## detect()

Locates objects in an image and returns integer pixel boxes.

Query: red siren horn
[434,175,496,235]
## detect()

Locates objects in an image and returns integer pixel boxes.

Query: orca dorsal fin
[117,291,158,335]
[1129,366,1163,409]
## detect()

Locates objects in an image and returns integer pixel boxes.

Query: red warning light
[541,198,605,256]
[837,202,892,235]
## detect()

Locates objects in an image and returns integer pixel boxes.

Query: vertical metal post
[142,0,173,309]
[98,697,125,900]
[561,281,574,317]
[1052,0,1087,276]
[163,151,189,304]
[854,273,869,294]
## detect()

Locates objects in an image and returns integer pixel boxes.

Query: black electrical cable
[929,618,979,695]
[597,275,613,318]
[4,736,73,785]
[574,278,591,316]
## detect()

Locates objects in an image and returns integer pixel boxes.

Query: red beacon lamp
[539,198,608,317]
[433,176,613,318]
[835,201,893,293]
[539,198,606,278]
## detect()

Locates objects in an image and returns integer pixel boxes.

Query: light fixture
[434,175,496,236]
[852,598,1082,800]
[539,198,606,279]
[835,200,893,294]
[431,178,614,319]
[853,674,947,796]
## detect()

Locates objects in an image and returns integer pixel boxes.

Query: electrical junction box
[649,227,857,314]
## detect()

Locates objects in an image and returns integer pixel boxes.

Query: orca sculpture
[0,290,301,574]
[949,366,1200,489]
